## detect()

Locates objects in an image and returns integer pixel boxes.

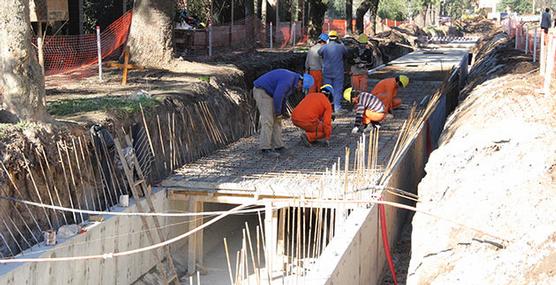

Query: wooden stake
[245,222,260,285]
[89,133,114,207]
[56,142,78,222]
[80,136,104,211]
[139,103,156,156]
[63,140,85,222]
[21,153,53,228]
[156,114,168,171]
[35,148,62,227]
[224,238,234,285]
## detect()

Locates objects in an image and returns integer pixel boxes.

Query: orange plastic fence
[39,11,132,76]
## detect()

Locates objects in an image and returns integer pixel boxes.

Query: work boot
[300,134,312,147]
[261,149,280,158]
[274,146,292,157]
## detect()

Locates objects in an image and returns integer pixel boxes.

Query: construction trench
[0,36,479,284]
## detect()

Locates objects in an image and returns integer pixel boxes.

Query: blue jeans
[323,75,344,111]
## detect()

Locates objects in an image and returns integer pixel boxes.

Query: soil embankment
[0,51,304,258]
[407,32,556,284]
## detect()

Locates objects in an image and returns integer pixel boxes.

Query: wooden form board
[30,0,69,22]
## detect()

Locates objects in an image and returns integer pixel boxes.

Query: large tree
[128,0,176,67]
[0,0,47,121]
[355,0,379,34]
[307,0,328,38]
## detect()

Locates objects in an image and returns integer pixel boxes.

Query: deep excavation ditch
[0,29,470,284]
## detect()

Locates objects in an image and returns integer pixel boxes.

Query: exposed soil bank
[407,32,556,284]
[0,52,305,258]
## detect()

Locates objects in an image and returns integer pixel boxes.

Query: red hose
[379,201,398,285]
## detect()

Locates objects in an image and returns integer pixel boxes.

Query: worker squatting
[252,31,410,158]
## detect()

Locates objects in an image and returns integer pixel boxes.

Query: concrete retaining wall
[0,190,187,285]
[306,55,467,285]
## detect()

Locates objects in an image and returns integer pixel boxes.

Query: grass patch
[47,95,159,117]
[0,121,41,140]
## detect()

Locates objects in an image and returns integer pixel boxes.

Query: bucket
[119,194,129,207]
[44,230,56,246]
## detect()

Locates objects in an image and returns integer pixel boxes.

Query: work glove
[351,126,360,134]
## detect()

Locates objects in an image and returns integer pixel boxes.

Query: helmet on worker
[318,33,329,43]
[343,87,357,103]
[357,34,368,44]
[320,84,334,102]
[396,75,410,88]
[301,73,314,91]
[328,30,338,40]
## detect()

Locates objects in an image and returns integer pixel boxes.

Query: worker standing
[371,75,409,117]
[342,88,386,134]
[305,34,328,93]
[318,30,348,113]
[291,85,334,147]
[541,8,552,35]
[253,69,310,158]
[350,34,374,92]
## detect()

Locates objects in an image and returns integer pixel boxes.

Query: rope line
[0,203,254,263]
[0,195,264,217]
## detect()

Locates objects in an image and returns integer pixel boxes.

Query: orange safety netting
[39,11,132,76]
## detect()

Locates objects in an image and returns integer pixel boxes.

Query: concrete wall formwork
[305,57,466,285]
[0,190,187,285]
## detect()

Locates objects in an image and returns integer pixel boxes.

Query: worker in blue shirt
[318,30,348,113]
[253,69,313,158]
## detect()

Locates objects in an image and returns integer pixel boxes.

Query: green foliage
[499,0,532,14]
[0,121,41,140]
[444,0,472,19]
[378,0,409,20]
[47,96,159,117]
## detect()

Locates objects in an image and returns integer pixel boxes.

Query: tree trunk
[355,0,378,35]
[307,0,327,39]
[346,0,353,33]
[0,0,47,121]
[128,0,175,67]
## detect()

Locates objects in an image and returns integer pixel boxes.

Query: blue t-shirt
[253,69,300,114]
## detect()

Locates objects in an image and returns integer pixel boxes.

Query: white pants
[253,87,284,150]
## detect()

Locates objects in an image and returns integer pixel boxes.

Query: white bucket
[119,194,129,207]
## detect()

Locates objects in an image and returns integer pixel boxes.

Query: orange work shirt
[291,92,333,139]
[371,78,398,101]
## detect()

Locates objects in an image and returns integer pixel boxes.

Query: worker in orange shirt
[291,85,334,147]
[371,75,409,116]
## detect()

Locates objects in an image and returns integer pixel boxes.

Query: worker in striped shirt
[343,87,386,134]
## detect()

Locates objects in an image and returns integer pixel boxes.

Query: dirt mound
[407,33,556,284]
[455,18,497,35]
[372,24,428,63]
[461,31,536,101]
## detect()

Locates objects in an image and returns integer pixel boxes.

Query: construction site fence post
[96,26,103,81]
[208,24,213,57]
[291,22,296,47]
[541,31,546,75]
[515,27,518,50]
[525,26,529,54]
[533,29,538,62]
[543,34,555,94]
[270,22,273,48]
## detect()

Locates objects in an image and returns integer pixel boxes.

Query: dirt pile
[372,24,428,63]
[407,33,556,284]
[454,17,496,36]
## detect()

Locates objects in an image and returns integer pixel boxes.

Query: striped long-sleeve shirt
[355,92,384,127]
